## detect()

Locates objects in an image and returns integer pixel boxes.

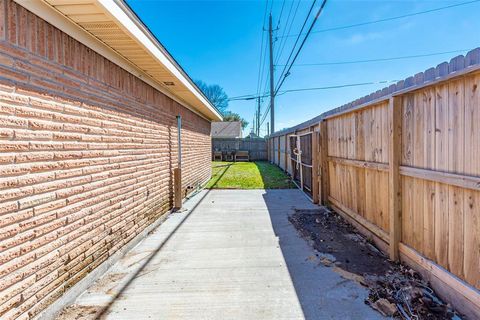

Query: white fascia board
[97,0,223,121]
[13,0,222,122]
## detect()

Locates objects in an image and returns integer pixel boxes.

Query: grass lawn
[206,161,294,189]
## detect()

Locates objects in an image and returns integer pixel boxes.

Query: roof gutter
[98,0,222,121]
[15,0,222,122]
[114,0,220,115]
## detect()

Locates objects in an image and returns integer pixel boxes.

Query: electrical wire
[274,0,318,94]
[255,0,270,98]
[229,79,399,101]
[274,0,301,66]
[274,0,328,95]
[278,0,480,38]
[277,80,398,96]
[275,49,470,67]
[254,77,398,128]
[276,0,287,28]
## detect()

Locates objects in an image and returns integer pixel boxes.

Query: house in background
[211,121,243,138]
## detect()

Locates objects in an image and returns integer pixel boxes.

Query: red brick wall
[0,1,212,318]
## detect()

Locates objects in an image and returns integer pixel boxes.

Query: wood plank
[327,157,388,172]
[173,168,182,209]
[381,102,389,163]
[434,83,449,268]
[413,91,425,254]
[423,87,436,260]
[388,96,402,260]
[312,130,320,204]
[448,79,465,279]
[320,121,329,205]
[372,106,383,229]
[401,95,415,248]
[379,171,389,231]
[402,94,414,166]
[464,72,480,289]
[399,243,480,319]
[277,136,281,166]
[329,196,389,243]
[399,166,480,191]
[355,111,366,218]
[346,114,358,212]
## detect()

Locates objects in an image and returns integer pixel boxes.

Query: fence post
[388,96,402,261]
[267,138,270,162]
[320,120,329,205]
[284,135,288,171]
[312,129,320,204]
[277,137,280,166]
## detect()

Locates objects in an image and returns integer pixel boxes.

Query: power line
[256,0,270,98]
[258,79,398,126]
[262,0,320,129]
[229,79,399,101]
[275,0,318,94]
[278,0,480,39]
[277,80,398,96]
[275,49,471,67]
[274,0,328,95]
[274,0,301,66]
[253,0,270,135]
[276,0,287,28]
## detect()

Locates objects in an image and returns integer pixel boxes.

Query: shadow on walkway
[261,190,384,319]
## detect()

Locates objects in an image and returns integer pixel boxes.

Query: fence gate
[289,132,313,195]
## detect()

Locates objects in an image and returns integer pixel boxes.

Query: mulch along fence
[267,48,480,319]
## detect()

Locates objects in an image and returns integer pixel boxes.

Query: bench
[213,151,222,161]
[235,150,250,162]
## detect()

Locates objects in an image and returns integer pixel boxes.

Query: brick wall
[0,1,212,318]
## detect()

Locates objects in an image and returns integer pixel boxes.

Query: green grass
[206,161,294,189]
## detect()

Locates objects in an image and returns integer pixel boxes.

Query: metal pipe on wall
[174,115,182,209]
[177,115,182,167]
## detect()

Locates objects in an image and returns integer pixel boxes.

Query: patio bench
[213,151,222,161]
[224,151,234,161]
[235,150,250,162]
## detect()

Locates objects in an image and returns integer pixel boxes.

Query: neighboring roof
[269,47,480,138]
[211,122,242,138]
[16,0,222,121]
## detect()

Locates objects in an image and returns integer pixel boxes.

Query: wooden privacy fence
[212,137,267,161]
[268,48,480,319]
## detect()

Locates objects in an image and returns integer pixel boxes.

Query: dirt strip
[289,207,462,320]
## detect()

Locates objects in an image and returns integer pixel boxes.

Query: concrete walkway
[57,190,383,320]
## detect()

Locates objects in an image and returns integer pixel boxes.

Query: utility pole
[256,97,261,136]
[267,122,270,136]
[252,116,256,136]
[268,13,275,135]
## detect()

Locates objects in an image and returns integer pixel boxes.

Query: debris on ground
[289,208,461,320]
[371,298,398,317]
[56,304,104,320]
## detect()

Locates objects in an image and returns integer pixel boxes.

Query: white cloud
[343,31,385,45]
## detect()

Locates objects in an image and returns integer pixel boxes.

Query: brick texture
[0,1,212,318]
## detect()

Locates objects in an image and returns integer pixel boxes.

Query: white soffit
[14,0,222,121]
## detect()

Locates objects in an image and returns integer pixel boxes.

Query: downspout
[174,115,183,210]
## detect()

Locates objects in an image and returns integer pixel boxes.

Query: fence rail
[267,48,480,319]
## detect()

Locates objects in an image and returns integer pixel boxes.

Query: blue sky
[126,0,480,136]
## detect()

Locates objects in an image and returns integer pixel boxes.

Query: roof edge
[14,0,222,121]
[106,0,222,121]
